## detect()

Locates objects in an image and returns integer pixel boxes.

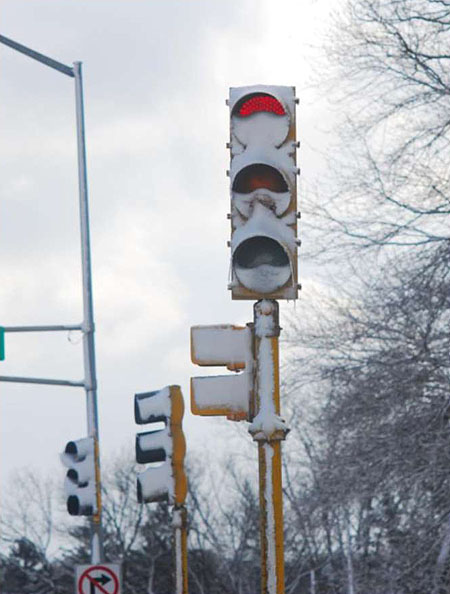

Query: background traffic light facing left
[60,437,97,516]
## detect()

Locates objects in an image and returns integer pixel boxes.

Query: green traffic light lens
[233,236,291,293]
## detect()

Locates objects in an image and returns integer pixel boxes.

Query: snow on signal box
[60,437,98,517]
[134,385,187,506]
[228,85,299,300]
[190,324,254,421]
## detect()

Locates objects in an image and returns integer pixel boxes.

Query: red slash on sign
[78,565,119,594]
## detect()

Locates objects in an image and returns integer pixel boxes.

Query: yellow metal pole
[250,300,288,594]
[258,440,285,594]
[90,435,103,562]
[173,505,188,594]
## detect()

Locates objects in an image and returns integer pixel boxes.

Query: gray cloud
[0,0,335,509]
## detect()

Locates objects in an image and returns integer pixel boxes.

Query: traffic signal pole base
[90,522,103,564]
[258,440,285,594]
[249,300,288,594]
[91,436,104,564]
[172,505,188,594]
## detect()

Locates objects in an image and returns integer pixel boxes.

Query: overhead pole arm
[0,35,74,77]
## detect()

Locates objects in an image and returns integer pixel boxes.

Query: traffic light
[134,385,187,506]
[228,85,299,300]
[60,437,97,516]
[190,324,254,421]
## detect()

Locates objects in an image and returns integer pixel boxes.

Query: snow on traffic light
[61,437,98,516]
[190,324,254,421]
[228,85,299,300]
[134,385,187,506]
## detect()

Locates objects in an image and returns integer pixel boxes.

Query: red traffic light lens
[237,94,285,117]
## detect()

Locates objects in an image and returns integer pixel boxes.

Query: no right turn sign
[76,564,121,594]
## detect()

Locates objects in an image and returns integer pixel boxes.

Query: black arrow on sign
[90,573,111,594]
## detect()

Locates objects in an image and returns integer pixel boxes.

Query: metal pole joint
[253,299,281,339]
[81,322,95,333]
[249,299,289,442]
[251,428,289,443]
[84,377,98,391]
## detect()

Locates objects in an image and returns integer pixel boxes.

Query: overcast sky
[0,0,336,511]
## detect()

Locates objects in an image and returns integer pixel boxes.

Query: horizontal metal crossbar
[0,34,74,77]
[2,324,82,333]
[0,375,85,387]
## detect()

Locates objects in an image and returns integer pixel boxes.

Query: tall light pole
[73,59,103,560]
[0,35,104,562]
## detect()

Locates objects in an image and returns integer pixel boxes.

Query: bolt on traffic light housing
[60,437,98,516]
[228,85,298,300]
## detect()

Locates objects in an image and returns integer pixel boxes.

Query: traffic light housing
[60,437,97,516]
[190,324,254,421]
[228,85,298,300]
[134,385,187,506]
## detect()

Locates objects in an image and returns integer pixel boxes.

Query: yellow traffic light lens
[233,164,288,194]
[233,237,291,293]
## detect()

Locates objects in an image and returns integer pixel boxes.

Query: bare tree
[0,453,264,594]
[306,0,450,255]
[0,469,70,593]
[284,243,450,592]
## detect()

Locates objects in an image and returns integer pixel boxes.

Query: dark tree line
[0,458,262,594]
